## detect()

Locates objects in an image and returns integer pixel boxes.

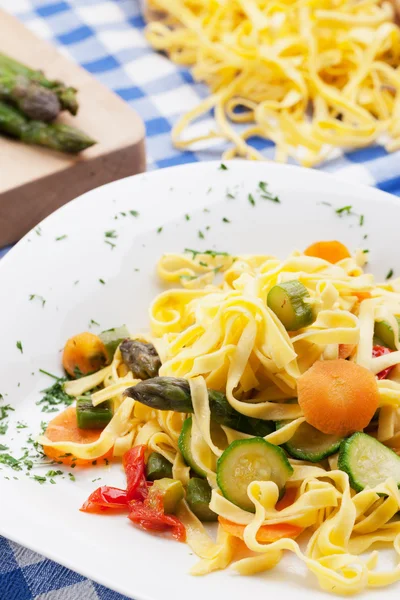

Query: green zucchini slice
[276,420,343,463]
[178,417,207,478]
[267,280,314,331]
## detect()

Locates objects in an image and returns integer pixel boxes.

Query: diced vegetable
[128,498,186,541]
[186,478,217,522]
[338,432,400,492]
[216,438,293,512]
[178,417,207,478]
[42,406,113,466]
[372,345,395,379]
[62,332,108,378]
[297,359,379,436]
[123,445,148,501]
[267,280,314,331]
[146,452,173,481]
[276,419,343,462]
[148,478,184,514]
[99,325,130,362]
[80,486,128,513]
[374,318,400,351]
[304,240,350,263]
[218,517,302,542]
[120,339,161,379]
[76,398,113,430]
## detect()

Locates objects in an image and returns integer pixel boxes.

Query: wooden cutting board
[0,9,146,246]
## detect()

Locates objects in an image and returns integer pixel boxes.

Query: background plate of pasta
[3,160,400,599]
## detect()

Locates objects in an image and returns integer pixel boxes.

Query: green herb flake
[0,404,14,421]
[55,235,67,241]
[99,279,106,285]
[199,261,208,267]
[33,475,46,484]
[363,234,368,240]
[198,230,205,239]
[363,249,370,253]
[222,217,231,223]
[129,210,139,217]
[29,294,46,308]
[46,470,63,478]
[336,205,353,215]
[105,230,118,239]
[0,454,22,471]
[16,422,27,429]
[36,377,73,413]
[258,182,280,203]
[105,240,116,250]
[89,319,100,328]
[319,201,332,207]
[386,269,394,280]
[359,215,364,226]
[185,214,190,221]
[185,248,230,259]
[0,424,8,435]
[248,194,256,206]
[0,444,8,451]
[92,477,101,482]
[35,227,42,236]
[219,163,228,171]
[157,227,163,234]
[16,341,23,354]
[206,188,212,194]
[180,275,197,281]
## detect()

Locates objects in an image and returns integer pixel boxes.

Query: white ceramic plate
[0,161,399,600]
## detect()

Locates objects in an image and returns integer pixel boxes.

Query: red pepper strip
[123,444,148,501]
[372,345,395,380]
[80,486,129,513]
[128,493,186,542]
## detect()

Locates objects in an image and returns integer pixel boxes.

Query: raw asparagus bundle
[0,101,95,154]
[0,53,78,116]
[0,71,60,122]
[125,376,274,436]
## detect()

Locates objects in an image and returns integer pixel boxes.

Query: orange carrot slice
[276,486,298,511]
[297,359,379,436]
[62,332,107,378]
[218,517,302,542]
[42,406,112,466]
[338,344,356,360]
[304,241,350,263]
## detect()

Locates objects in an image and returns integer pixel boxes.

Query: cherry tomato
[80,486,128,513]
[372,345,395,380]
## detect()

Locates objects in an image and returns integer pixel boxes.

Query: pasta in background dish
[38,242,400,595]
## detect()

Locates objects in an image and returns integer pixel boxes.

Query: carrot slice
[42,406,112,466]
[218,517,302,542]
[276,486,298,511]
[62,332,107,378]
[304,241,350,263]
[338,344,356,360]
[297,359,379,436]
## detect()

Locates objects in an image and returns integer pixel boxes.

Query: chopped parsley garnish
[363,234,368,240]
[185,214,190,221]
[180,275,197,281]
[363,249,370,253]
[386,269,394,280]
[359,215,364,226]
[0,424,8,435]
[74,280,79,285]
[105,240,116,250]
[99,279,105,284]
[198,230,205,239]
[55,235,67,241]
[16,421,27,429]
[0,444,8,451]
[258,181,280,203]
[0,404,14,421]
[203,208,210,213]
[336,205,353,215]
[185,248,230,259]
[219,163,228,170]
[0,454,22,470]
[319,201,332,207]
[29,294,46,307]
[157,227,163,234]
[92,477,101,482]
[105,230,117,239]
[222,217,231,223]
[36,377,73,413]
[248,193,256,206]
[73,366,85,379]
[46,469,63,478]
[206,188,212,194]
[226,191,235,199]
[35,227,42,236]
[33,475,47,484]
[16,341,23,354]
[134,268,140,272]
[129,210,139,217]
[199,261,208,267]
[89,319,100,328]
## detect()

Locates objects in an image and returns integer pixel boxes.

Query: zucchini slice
[76,398,113,430]
[216,437,293,512]
[178,417,207,478]
[267,280,314,331]
[338,432,400,492]
[186,478,217,522]
[374,317,400,351]
[146,452,173,481]
[276,420,343,463]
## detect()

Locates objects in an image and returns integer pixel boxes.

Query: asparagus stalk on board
[124,376,275,437]
[0,53,78,116]
[0,72,60,122]
[0,101,95,154]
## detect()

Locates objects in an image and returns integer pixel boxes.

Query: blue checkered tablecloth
[2,0,400,598]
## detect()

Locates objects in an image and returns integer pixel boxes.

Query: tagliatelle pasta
[39,245,400,595]
[143,0,400,166]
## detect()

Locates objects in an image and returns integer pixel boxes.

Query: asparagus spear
[125,377,274,437]
[120,339,161,380]
[0,101,95,153]
[0,53,78,116]
[0,72,60,122]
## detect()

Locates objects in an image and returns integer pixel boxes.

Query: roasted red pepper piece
[80,486,128,513]
[372,345,395,380]
[123,444,148,501]
[128,492,186,542]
